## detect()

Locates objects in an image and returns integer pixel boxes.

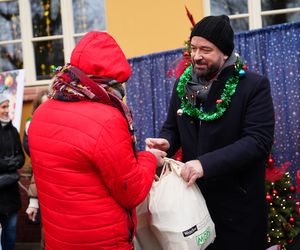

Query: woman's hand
[145,138,170,151]
[147,148,167,168]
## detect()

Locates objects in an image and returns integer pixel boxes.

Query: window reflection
[31,0,62,37]
[230,18,249,32]
[211,0,248,15]
[33,39,64,80]
[262,12,300,27]
[72,0,106,33]
[262,0,300,11]
[74,36,82,45]
[0,0,21,41]
[0,43,23,71]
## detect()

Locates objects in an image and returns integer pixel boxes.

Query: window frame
[2,0,106,87]
[17,0,78,86]
[204,0,300,30]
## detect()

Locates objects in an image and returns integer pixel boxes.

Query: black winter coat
[0,121,25,215]
[160,65,275,250]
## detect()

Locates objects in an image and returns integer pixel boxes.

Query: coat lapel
[202,65,235,113]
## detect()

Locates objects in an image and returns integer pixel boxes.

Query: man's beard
[193,62,219,80]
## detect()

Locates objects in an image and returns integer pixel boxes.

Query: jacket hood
[70,31,131,83]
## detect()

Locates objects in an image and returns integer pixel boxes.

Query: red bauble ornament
[289,217,295,224]
[272,189,278,195]
[266,194,272,202]
[288,239,293,244]
[268,155,275,168]
[242,64,248,70]
[290,185,296,192]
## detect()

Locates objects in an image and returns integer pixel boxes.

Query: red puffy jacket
[29,99,156,249]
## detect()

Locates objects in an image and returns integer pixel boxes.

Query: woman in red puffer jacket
[28,31,165,250]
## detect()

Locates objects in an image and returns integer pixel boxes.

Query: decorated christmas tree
[265,154,300,249]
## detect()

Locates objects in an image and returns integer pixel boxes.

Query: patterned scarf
[51,64,135,146]
[185,53,237,106]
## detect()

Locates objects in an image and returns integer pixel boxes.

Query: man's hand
[148,148,167,168]
[26,207,38,222]
[181,160,204,186]
[145,138,170,151]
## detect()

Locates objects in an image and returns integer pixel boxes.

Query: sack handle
[158,157,184,180]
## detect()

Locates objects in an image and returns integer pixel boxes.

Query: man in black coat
[146,15,274,250]
[0,94,25,250]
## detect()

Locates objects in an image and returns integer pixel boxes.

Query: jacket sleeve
[200,76,275,177]
[12,128,25,170]
[93,113,156,210]
[0,127,25,172]
[0,159,10,172]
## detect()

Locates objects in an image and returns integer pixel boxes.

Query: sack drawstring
[158,157,184,180]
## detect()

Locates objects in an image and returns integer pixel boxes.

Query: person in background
[23,90,49,250]
[146,15,275,250]
[0,94,25,250]
[28,31,165,250]
[23,90,49,159]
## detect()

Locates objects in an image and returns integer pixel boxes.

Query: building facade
[0,0,299,244]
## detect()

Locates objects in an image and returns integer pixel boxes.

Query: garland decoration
[176,56,246,121]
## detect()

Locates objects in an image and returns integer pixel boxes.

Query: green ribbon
[176,56,244,121]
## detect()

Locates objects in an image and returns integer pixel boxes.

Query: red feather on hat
[185,5,196,27]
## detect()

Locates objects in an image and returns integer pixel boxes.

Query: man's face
[190,36,228,80]
[0,100,9,120]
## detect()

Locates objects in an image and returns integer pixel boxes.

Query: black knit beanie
[190,15,234,56]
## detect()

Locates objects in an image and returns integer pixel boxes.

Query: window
[0,0,106,86]
[204,0,300,32]
[261,0,300,27]
[0,0,22,72]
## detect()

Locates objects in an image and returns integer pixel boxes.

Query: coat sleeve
[12,128,25,170]
[200,76,275,177]
[0,127,25,172]
[0,159,10,172]
[93,112,156,210]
